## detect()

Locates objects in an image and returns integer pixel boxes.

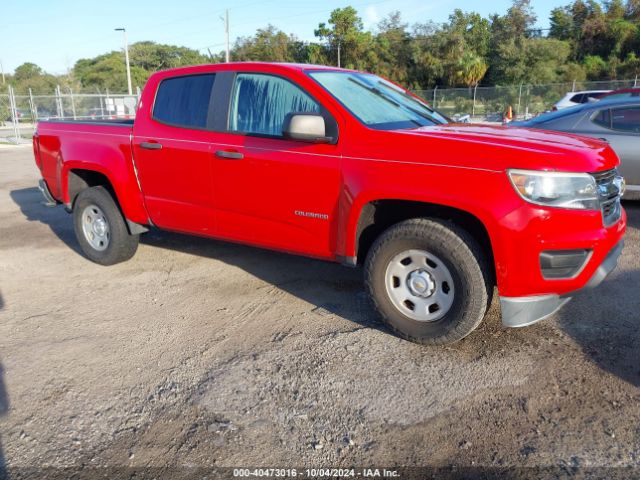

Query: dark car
[511,98,640,191]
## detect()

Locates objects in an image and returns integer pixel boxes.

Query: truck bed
[34,119,144,223]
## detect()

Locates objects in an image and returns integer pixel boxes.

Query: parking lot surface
[0,146,638,477]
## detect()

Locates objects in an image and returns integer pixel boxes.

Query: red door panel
[211,132,341,258]
[132,129,214,234]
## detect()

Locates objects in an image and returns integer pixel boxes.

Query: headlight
[508,169,599,210]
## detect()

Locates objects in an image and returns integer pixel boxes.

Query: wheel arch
[67,168,115,208]
[65,167,148,235]
[352,198,496,285]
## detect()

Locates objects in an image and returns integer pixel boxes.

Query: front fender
[338,159,520,292]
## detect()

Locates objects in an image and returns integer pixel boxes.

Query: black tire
[364,218,491,345]
[73,186,139,265]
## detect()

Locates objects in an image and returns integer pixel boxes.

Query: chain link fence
[416,78,639,122]
[2,78,639,143]
[0,86,139,144]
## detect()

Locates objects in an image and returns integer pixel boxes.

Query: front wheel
[73,186,139,265]
[364,218,491,345]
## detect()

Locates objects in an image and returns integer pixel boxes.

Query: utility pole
[220,10,230,63]
[337,40,341,68]
[115,28,133,95]
[0,60,5,84]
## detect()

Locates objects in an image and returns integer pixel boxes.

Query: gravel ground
[0,146,638,479]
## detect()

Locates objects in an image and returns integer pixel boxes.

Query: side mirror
[283,113,333,144]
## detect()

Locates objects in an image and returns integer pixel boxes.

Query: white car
[552,90,610,110]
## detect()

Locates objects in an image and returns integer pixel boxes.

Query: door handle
[215,150,244,160]
[140,142,163,150]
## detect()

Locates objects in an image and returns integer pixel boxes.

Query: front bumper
[500,240,624,327]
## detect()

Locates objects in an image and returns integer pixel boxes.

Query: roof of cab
[152,62,358,77]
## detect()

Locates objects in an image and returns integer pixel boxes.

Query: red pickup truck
[33,62,626,345]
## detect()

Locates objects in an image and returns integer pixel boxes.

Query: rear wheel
[364,218,491,345]
[73,186,139,265]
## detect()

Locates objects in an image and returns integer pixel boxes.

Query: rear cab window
[153,74,216,129]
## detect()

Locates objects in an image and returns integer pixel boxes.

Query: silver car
[511,98,640,191]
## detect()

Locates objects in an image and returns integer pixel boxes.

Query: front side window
[228,73,320,136]
[309,71,448,130]
[611,107,640,132]
[153,74,215,129]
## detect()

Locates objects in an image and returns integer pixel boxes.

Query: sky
[1,0,560,75]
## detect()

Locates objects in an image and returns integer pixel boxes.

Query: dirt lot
[0,146,638,479]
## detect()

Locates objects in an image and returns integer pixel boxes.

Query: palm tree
[456,51,488,90]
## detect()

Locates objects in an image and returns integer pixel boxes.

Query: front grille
[591,169,622,226]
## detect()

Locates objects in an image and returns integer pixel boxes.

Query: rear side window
[228,73,320,137]
[153,74,215,129]
[611,107,640,132]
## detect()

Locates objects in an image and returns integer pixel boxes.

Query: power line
[191,0,411,53]
[229,0,401,29]
[4,0,420,70]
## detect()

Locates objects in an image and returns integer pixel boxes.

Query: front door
[212,73,342,258]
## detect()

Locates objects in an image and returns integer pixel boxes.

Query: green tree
[130,41,208,70]
[11,62,57,94]
[549,7,574,39]
[9,1,640,97]
[626,0,640,19]
[525,38,572,83]
[446,10,492,58]
[486,0,537,84]
[583,54,608,78]
[373,12,412,84]
[606,0,627,19]
[455,51,489,88]
[233,26,299,62]
[73,42,207,92]
[14,62,44,81]
[315,7,372,68]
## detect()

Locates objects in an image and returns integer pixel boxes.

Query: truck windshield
[308,71,448,130]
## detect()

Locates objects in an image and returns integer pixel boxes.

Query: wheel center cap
[93,218,107,236]
[407,269,436,298]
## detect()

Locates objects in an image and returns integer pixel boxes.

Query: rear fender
[58,139,149,225]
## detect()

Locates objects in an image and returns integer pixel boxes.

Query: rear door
[580,106,640,186]
[132,73,217,234]
[210,72,342,258]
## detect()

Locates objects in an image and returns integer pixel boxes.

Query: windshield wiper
[374,82,446,125]
[348,77,401,107]
[347,77,423,126]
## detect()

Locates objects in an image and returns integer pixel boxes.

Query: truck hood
[388,123,618,173]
